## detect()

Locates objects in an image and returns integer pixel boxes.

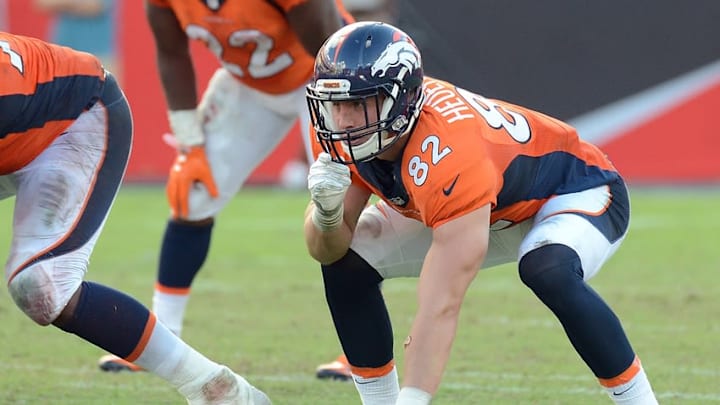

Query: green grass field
[0,186,718,404]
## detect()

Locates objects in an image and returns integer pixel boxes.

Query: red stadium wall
[6,1,50,39]
[602,82,720,183]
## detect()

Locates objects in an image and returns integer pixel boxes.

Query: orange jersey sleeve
[349,77,620,229]
[159,0,351,94]
[0,32,105,174]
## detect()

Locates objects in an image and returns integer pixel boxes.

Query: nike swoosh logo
[612,383,635,396]
[443,174,460,196]
[353,378,373,385]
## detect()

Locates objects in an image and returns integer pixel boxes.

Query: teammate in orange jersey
[304,22,659,404]
[98,0,354,378]
[0,31,270,404]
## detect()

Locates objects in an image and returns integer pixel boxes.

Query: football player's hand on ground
[167,145,218,218]
[307,152,351,230]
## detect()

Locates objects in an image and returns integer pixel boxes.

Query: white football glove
[308,152,351,231]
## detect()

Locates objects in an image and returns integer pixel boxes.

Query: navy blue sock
[519,244,636,379]
[157,219,213,288]
[322,249,392,368]
[55,281,151,358]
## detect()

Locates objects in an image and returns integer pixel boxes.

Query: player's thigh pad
[185,68,307,220]
[518,183,629,280]
[349,201,430,279]
[5,109,112,324]
[349,201,533,279]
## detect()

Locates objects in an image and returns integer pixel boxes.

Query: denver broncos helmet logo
[370,41,420,78]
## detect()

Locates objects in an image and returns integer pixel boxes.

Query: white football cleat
[181,366,271,405]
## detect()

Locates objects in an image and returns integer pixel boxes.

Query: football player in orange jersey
[97,0,354,379]
[0,31,270,404]
[304,22,659,404]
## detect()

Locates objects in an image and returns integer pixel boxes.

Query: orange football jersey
[0,32,105,175]
[148,0,353,94]
[312,77,621,229]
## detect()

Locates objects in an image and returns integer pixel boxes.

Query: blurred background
[3,0,719,186]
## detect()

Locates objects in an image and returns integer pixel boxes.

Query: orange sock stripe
[126,312,157,362]
[154,282,190,295]
[598,355,641,388]
[350,359,395,379]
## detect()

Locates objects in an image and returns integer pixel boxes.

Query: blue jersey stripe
[0,74,104,138]
[496,152,620,211]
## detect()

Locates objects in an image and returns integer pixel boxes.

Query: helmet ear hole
[306,21,424,164]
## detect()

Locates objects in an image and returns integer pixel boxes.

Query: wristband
[168,109,204,146]
[311,203,343,231]
[396,387,432,405]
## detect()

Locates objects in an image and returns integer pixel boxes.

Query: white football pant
[184,68,310,220]
[2,103,118,324]
[351,184,626,281]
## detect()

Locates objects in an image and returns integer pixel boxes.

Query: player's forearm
[402,242,480,397]
[304,203,353,264]
[403,312,458,396]
[402,270,463,395]
[287,0,344,56]
[156,53,197,110]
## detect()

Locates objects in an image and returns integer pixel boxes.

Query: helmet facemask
[307,65,423,165]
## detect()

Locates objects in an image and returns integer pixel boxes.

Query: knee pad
[8,263,79,325]
[322,249,383,303]
[518,244,584,299]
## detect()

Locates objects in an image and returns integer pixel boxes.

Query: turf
[0,186,718,404]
